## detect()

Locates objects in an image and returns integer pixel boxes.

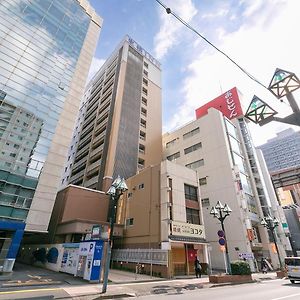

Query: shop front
[168,221,208,276]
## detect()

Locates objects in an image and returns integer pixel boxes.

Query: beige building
[64,36,162,190]
[46,183,123,244]
[113,160,208,278]
[163,107,289,271]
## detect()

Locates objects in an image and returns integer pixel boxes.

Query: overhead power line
[154,0,269,91]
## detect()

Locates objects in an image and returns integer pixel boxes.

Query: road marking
[117,278,207,286]
[0,287,62,295]
[271,293,300,300]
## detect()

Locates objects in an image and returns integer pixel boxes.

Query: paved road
[0,277,297,299]
[138,279,300,300]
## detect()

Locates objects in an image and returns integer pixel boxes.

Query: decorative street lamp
[210,201,232,274]
[245,68,300,127]
[102,175,128,293]
[260,215,284,270]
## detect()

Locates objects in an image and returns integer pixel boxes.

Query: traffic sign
[218,237,226,246]
[217,230,224,237]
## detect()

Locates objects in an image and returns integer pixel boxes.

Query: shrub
[231,260,251,275]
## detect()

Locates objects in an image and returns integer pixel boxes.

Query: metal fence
[112,248,168,266]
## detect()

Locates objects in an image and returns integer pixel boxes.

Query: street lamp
[102,175,128,293]
[245,68,300,127]
[210,201,232,274]
[260,215,284,270]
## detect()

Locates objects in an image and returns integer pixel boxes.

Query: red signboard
[195,87,243,120]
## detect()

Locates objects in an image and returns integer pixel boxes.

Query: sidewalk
[61,272,281,299]
[0,263,281,299]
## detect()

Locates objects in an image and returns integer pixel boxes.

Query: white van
[285,257,300,284]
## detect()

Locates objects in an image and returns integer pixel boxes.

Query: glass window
[232,152,245,173]
[184,184,198,201]
[186,208,200,224]
[186,159,204,169]
[240,173,252,195]
[184,142,202,155]
[229,135,241,154]
[126,218,134,226]
[199,177,207,186]
[225,119,237,138]
[183,127,199,139]
[201,198,210,207]
[167,152,180,161]
[166,138,178,148]
[48,4,64,22]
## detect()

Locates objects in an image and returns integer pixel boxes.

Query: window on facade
[186,208,200,224]
[201,198,210,207]
[139,144,145,154]
[199,177,207,186]
[140,118,146,128]
[225,119,237,138]
[141,97,147,106]
[144,62,148,68]
[185,159,204,169]
[167,151,180,161]
[143,69,148,76]
[141,107,147,116]
[142,87,148,95]
[138,183,144,189]
[183,127,199,139]
[184,184,198,201]
[128,192,132,198]
[143,78,148,86]
[140,131,146,141]
[232,152,245,173]
[138,158,145,169]
[126,218,134,226]
[184,142,202,154]
[229,135,241,154]
[166,138,178,148]
[0,90,7,100]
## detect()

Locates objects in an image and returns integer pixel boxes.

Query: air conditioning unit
[167,187,172,192]
[167,202,172,207]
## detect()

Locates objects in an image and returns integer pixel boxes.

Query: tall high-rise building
[64,36,162,190]
[0,0,102,271]
[258,128,300,172]
[163,88,291,271]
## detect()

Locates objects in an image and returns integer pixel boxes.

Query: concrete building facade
[0,0,102,271]
[258,128,300,173]
[63,36,162,190]
[162,88,288,271]
[113,160,208,277]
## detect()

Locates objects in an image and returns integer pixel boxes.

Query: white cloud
[87,57,105,81]
[201,8,229,19]
[154,0,197,60]
[165,0,300,146]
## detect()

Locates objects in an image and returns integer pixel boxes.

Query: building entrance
[0,231,12,272]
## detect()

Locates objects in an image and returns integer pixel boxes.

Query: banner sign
[195,87,243,120]
[171,221,205,239]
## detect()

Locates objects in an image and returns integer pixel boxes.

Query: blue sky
[88,0,300,146]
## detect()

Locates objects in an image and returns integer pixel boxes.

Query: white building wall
[256,149,293,256]
[163,109,258,271]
